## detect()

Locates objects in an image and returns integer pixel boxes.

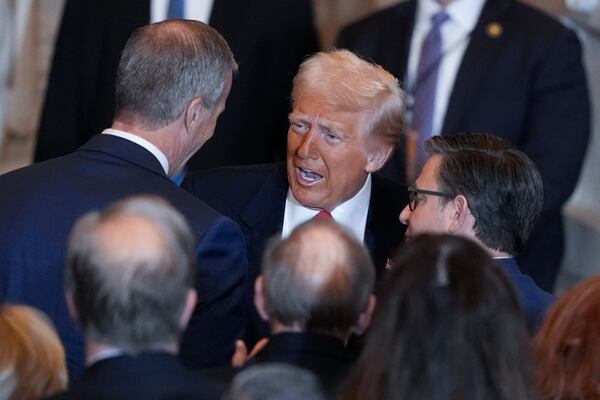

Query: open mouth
[296,167,323,185]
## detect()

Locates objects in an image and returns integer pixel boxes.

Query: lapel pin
[486,22,503,38]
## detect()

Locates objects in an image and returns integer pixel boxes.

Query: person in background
[336,0,591,292]
[340,234,534,400]
[53,196,222,399]
[399,132,554,331]
[533,275,600,400]
[242,218,375,395]
[0,304,67,400]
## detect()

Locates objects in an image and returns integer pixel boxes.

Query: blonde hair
[0,304,67,400]
[291,49,405,148]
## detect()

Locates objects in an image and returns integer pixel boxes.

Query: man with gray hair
[239,218,376,395]
[0,19,247,379]
[54,196,221,398]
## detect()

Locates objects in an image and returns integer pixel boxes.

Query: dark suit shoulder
[183,163,287,216]
[507,0,574,34]
[337,1,414,47]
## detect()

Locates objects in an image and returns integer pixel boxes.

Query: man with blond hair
[183,49,407,344]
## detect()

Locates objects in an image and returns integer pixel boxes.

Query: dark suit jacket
[183,163,407,343]
[247,332,355,395]
[496,257,554,331]
[34,0,318,170]
[0,135,248,379]
[336,0,591,290]
[50,352,223,400]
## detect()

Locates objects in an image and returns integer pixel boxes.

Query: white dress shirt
[281,174,372,242]
[406,0,486,136]
[151,0,214,23]
[102,128,170,175]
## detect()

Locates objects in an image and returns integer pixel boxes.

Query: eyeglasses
[408,186,455,211]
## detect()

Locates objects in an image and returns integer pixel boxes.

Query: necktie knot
[431,11,450,28]
[314,210,333,220]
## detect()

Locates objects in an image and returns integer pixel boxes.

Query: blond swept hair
[0,304,67,400]
[291,49,405,148]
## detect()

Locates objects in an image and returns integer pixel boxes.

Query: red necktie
[314,210,333,220]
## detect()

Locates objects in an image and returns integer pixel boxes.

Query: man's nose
[399,204,411,225]
[296,130,318,159]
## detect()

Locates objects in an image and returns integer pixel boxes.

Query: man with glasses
[400,132,554,331]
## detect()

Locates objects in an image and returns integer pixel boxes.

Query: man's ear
[183,97,206,134]
[351,295,376,336]
[448,194,471,234]
[179,289,198,329]
[254,276,270,322]
[65,291,80,325]
[365,144,394,174]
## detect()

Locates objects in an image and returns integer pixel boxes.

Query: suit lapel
[442,0,511,134]
[385,0,417,81]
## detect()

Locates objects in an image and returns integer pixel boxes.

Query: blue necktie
[408,11,450,181]
[167,0,185,19]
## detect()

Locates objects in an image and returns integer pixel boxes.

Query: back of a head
[425,133,544,255]
[0,304,67,400]
[292,49,405,149]
[225,363,326,400]
[341,234,532,400]
[65,196,196,353]
[534,275,600,399]
[114,19,236,130]
[261,218,375,337]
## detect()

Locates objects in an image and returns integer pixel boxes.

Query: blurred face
[286,96,385,211]
[399,155,454,239]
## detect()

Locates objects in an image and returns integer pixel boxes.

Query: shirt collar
[102,128,170,175]
[417,0,486,32]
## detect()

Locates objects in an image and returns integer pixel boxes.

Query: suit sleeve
[179,216,249,368]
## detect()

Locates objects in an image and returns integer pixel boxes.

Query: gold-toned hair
[0,304,67,400]
[292,49,405,148]
[534,276,600,400]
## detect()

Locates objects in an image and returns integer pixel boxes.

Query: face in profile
[399,154,454,239]
[286,96,385,212]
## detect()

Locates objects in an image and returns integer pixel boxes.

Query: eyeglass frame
[407,186,455,211]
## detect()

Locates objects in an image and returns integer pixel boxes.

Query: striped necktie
[407,10,450,182]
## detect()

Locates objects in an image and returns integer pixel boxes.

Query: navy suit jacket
[0,135,248,379]
[34,0,318,170]
[183,163,407,343]
[336,0,591,290]
[496,257,554,331]
[247,332,354,396]
[50,352,223,400]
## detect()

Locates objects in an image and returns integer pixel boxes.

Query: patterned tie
[407,10,450,182]
[167,0,185,19]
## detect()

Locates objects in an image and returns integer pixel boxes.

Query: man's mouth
[296,167,323,186]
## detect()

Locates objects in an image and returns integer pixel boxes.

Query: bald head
[258,219,375,337]
[65,196,196,353]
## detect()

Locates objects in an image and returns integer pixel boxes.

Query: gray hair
[115,19,237,130]
[65,195,196,353]
[292,49,405,149]
[261,218,375,336]
[225,363,326,400]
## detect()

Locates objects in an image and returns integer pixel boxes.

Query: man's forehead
[416,155,443,189]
